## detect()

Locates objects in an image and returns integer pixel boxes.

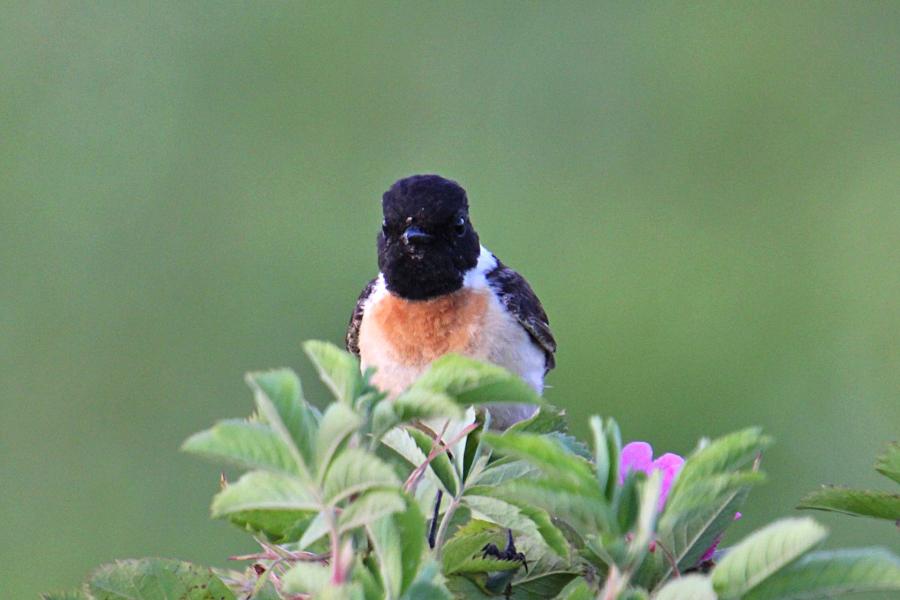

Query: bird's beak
[402,226,434,245]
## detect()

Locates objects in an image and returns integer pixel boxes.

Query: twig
[403,420,479,494]
[654,539,680,578]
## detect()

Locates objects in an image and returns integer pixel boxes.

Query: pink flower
[619,441,742,564]
[619,442,685,512]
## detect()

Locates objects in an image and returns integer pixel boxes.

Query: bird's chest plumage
[358,286,543,396]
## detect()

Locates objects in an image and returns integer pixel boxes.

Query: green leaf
[212,470,318,516]
[554,577,594,600]
[743,547,900,599]
[482,432,597,492]
[297,511,330,550]
[323,448,400,504]
[470,457,541,487]
[246,370,315,479]
[508,572,580,598]
[246,369,318,469]
[339,490,407,533]
[712,517,828,599]
[401,561,453,600]
[304,340,363,405]
[443,520,505,574]
[668,427,771,502]
[316,402,362,478]
[87,558,235,600]
[41,592,89,600]
[506,403,568,435]
[463,487,569,559]
[626,469,660,569]
[604,418,622,501]
[382,426,456,497]
[410,354,542,406]
[875,441,900,485]
[394,388,463,421]
[591,416,610,500]
[654,575,716,600]
[282,561,331,595]
[798,486,900,521]
[655,479,753,580]
[499,478,612,533]
[368,499,427,597]
[452,556,524,574]
[182,419,299,474]
[408,427,460,497]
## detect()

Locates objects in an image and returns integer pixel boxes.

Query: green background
[2,2,898,597]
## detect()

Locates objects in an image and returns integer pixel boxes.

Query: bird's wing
[486,261,557,372]
[346,277,378,356]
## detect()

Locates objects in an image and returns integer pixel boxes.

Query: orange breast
[369,288,490,365]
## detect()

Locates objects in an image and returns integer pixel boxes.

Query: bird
[345,175,555,428]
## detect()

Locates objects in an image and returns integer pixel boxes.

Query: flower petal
[620,441,654,483]
[652,452,685,510]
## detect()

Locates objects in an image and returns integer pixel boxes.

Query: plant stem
[432,496,460,560]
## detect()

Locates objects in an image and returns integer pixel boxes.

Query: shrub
[44,342,900,600]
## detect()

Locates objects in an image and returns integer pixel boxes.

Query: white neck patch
[463,245,498,289]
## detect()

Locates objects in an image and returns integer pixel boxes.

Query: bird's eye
[453,216,466,237]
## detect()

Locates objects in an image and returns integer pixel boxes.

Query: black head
[378,174,480,300]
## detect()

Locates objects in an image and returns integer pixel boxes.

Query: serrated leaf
[875,441,900,485]
[798,486,900,521]
[506,403,568,435]
[408,427,460,497]
[182,419,299,474]
[323,448,400,504]
[87,558,235,600]
[247,370,314,479]
[655,480,753,580]
[483,432,597,492]
[247,369,318,467]
[463,487,569,559]
[712,517,828,599]
[743,547,900,599]
[500,478,613,533]
[410,354,542,406]
[470,457,541,487]
[668,428,771,501]
[443,520,505,574]
[316,402,362,478]
[654,574,716,600]
[368,499,427,597]
[394,388,463,421]
[453,556,524,573]
[212,470,318,516]
[339,491,407,533]
[304,340,363,405]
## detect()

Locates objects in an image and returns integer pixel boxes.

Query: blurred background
[2,2,899,596]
